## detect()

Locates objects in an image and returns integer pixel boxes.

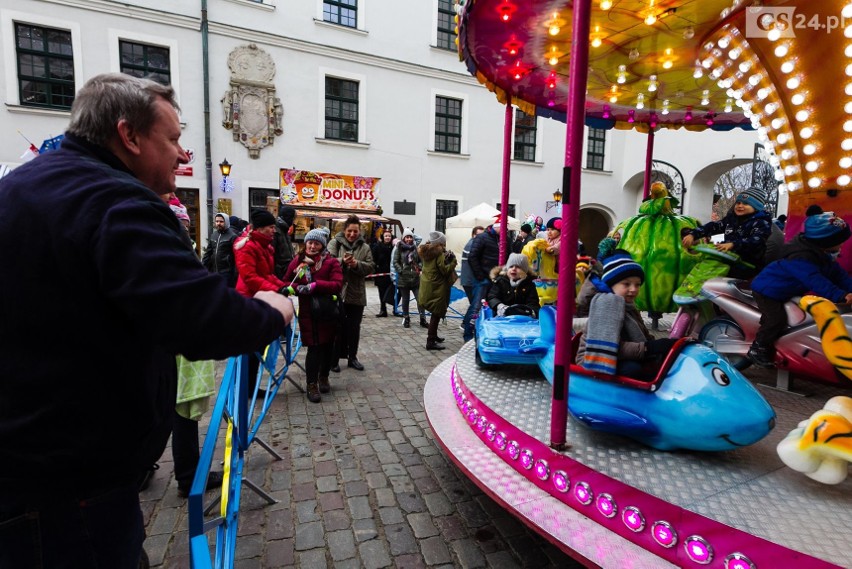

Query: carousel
[424,1,852,567]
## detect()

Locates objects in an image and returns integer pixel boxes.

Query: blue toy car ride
[474,303,542,368]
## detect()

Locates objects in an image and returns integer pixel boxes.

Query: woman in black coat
[371,229,394,317]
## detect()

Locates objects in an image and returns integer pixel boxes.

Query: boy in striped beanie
[577,250,676,379]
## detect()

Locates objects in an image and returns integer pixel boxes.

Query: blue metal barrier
[188,324,301,568]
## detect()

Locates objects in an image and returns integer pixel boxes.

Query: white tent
[445,202,521,259]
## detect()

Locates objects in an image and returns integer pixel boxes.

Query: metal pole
[499,99,512,263]
[201,0,215,229]
[642,128,655,199]
[550,0,592,450]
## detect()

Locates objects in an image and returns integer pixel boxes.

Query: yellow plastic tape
[220,417,233,518]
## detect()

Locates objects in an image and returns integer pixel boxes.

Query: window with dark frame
[119,40,171,85]
[325,76,359,142]
[586,127,606,171]
[15,22,75,109]
[323,0,357,28]
[513,109,537,162]
[434,96,462,154]
[249,188,278,210]
[437,0,458,51]
[435,199,458,233]
[495,204,517,219]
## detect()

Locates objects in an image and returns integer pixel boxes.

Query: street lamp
[219,158,232,178]
[545,188,562,211]
[219,159,234,193]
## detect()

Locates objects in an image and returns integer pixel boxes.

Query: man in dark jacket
[461,222,501,342]
[460,226,485,302]
[273,203,296,279]
[511,222,535,254]
[202,212,238,286]
[0,73,294,569]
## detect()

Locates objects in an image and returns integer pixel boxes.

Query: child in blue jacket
[748,205,852,366]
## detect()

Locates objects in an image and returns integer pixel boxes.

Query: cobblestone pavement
[140,290,584,568]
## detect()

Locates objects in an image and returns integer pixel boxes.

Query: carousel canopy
[456,0,754,131]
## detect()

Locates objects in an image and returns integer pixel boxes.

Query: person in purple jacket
[0,73,294,569]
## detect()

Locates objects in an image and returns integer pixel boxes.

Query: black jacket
[486,266,541,316]
[202,225,238,286]
[273,205,296,279]
[468,227,500,282]
[0,134,285,498]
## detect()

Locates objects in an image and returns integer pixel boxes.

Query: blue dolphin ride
[526,306,776,451]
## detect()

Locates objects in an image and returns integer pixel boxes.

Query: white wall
[0,0,764,241]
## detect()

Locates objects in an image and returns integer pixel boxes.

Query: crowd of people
[3,71,849,569]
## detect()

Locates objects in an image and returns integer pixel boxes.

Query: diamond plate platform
[426,342,852,568]
[424,357,676,569]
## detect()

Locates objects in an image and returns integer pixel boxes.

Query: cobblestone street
[140,290,584,568]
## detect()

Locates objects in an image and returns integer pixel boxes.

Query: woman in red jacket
[234,209,287,393]
[235,209,287,296]
[283,229,343,403]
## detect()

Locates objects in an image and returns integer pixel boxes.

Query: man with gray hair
[0,73,294,569]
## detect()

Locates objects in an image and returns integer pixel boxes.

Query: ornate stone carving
[221,44,283,159]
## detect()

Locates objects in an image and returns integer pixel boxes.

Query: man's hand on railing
[254,290,295,325]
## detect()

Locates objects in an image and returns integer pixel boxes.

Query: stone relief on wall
[221,44,283,159]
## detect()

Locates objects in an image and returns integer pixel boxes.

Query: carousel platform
[424,342,852,569]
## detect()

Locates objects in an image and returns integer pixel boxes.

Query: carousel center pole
[550,0,592,450]
[642,127,655,199]
[499,98,512,263]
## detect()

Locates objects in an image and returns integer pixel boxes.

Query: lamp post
[545,188,562,212]
[219,159,233,193]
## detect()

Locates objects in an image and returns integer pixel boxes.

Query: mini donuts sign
[279,168,380,210]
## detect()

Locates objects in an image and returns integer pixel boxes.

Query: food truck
[275,168,403,244]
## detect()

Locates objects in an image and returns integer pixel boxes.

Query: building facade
[1,0,775,252]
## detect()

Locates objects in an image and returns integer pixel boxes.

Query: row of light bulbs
[705,1,852,193]
[450,366,756,568]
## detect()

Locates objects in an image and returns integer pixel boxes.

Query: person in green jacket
[418,231,458,350]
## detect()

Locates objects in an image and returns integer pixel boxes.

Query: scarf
[583,293,625,375]
[399,241,417,267]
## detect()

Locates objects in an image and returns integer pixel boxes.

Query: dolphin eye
[711,367,730,386]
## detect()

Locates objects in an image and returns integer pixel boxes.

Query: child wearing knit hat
[576,250,676,379]
[486,253,541,317]
[748,205,852,367]
[682,186,773,279]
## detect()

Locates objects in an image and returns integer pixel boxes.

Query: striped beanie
[601,250,644,289]
[804,205,851,248]
[304,228,327,248]
[735,186,766,211]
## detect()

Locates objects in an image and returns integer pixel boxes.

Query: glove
[296,283,316,295]
[645,338,678,357]
[496,303,509,317]
[278,286,294,297]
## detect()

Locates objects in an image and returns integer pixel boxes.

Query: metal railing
[188,325,302,568]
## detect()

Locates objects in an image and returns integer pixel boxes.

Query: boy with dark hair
[682,187,773,279]
[748,205,852,367]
